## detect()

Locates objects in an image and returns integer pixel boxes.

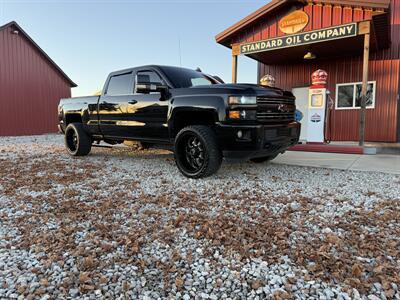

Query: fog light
[237,130,243,138]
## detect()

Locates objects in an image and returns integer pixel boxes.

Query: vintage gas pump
[306,70,329,143]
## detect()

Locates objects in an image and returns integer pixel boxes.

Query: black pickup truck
[58,65,300,178]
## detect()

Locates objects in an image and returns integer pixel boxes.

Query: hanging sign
[240,23,357,55]
[279,10,309,34]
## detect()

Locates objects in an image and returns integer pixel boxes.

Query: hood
[173,83,294,98]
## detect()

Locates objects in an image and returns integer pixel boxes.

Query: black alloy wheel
[66,129,78,152]
[174,126,222,178]
[185,135,205,171]
[64,123,92,156]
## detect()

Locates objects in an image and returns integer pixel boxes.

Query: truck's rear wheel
[250,154,278,163]
[65,123,92,156]
[174,126,222,178]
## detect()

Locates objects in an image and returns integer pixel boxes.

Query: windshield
[160,66,218,88]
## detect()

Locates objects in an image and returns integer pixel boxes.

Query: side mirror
[135,74,169,100]
[136,82,168,94]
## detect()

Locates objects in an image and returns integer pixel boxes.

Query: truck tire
[174,125,222,178]
[64,123,92,156]
[250,154,278,163]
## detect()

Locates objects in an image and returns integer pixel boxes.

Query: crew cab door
[127,69,169,141]
[98,69,169,141]
[98,71,142,138]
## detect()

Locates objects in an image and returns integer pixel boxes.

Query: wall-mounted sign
[279,10,309,34]
[295,109,304,122]
[240,23,357,55]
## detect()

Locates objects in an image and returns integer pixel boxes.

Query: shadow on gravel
[87,147,277,178]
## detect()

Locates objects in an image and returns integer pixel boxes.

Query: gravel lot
[0,134,399,300]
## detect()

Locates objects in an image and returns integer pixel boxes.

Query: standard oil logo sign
[279,10,309,34]
[240,23,357,55]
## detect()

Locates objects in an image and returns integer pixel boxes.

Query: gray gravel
[0,134,399,300]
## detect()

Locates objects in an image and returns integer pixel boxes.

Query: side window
[191,77,213,87]
[337,85,354,108]
[135,71,164,94]
[336,81,376,109]
[106,73,133,96]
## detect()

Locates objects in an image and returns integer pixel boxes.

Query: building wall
[0,26,71,136]
[259,57,399,142]
[230,1,399,142]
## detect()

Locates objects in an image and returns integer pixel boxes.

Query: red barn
[216,0,399,143]
[0,21,76,136]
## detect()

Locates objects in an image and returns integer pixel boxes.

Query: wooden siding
[0,25,71,136]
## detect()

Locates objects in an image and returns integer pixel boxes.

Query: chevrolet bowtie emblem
[277,104,289,113]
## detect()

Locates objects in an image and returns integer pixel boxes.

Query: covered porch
[215,0,394,145]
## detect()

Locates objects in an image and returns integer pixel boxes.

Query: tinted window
[160,66,217,88]
[135,71,164,94]
[107,73,133,95]
[136,71,163,85]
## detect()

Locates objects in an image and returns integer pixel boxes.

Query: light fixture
[304,51,316,60]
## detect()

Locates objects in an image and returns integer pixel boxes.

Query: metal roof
[0,21,77,87]
[215,0,391,46]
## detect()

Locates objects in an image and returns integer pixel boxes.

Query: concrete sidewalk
[273,151,400,175]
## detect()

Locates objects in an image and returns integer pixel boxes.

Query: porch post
[232,55,238,84]
[359,21,371,147]
[231,44,240,84]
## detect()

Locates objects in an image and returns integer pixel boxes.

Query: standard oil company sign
[240,23,357,55]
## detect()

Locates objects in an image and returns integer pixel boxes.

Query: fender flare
[168,95,226,138]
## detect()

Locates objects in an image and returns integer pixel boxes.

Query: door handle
[128,100,137,105]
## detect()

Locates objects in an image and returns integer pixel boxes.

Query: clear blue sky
[0,0,269,96]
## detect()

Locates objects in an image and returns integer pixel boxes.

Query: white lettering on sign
[240,23,357,55]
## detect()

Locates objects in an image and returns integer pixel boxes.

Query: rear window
[106,73,133,95]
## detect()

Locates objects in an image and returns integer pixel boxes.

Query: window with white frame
[335,81,376,109]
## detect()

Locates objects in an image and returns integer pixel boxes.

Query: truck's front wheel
[174,126,222,178]
[65,123,92,156]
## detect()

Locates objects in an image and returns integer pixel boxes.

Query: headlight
[228,96,257,105]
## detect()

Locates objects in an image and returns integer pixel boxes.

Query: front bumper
[215,122,300,160]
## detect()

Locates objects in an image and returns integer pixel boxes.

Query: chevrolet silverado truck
[58,65,300,178]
